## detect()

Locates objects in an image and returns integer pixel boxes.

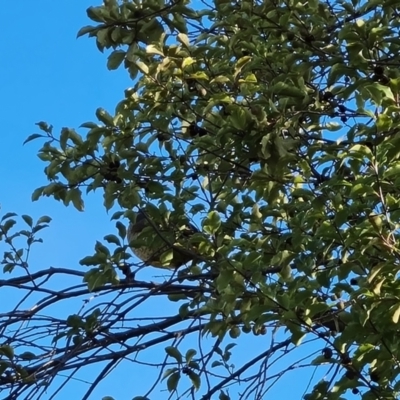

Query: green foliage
[4,0,400,398]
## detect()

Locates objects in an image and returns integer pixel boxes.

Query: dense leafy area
[3,0,400,398]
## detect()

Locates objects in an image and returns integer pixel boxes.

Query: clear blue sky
[0,2,333,399]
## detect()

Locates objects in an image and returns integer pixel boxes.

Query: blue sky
[0,2,337,400]
[1,1,130,256]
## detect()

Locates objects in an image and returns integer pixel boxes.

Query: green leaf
[188,371,201,390]
[159,249,174,266]
[219,391,230,400]
[182,57,195,69]
[3,264,16,273]
[272,82,305,98]
[103,234,121,246]
[83,268,115,291]
[18,352,37,361]
[23,133,44,145]
[276,292,290,309]
[35,121,52,133]
[65,188,84,211]
[80,121,99,129]
[203,211,221,234]
[95,240,110,256]
[291,329,306,346]
[96,108,114,125]
[136,61,149,74]
[376,114,392,131]
[392,304,400,324]
[229,108,249,130]
[80,256,100,266]
[36,215,52,224]
[171,14,187,33]
[111,211,124,220]
[146,44,164,56]
[67,314,84,328]
[0,361,11,376]
[179,303,189,317]
[364,83,394,105]
[22,215,33,227]
[1,219,17,234]
[116,221,126,239]
[87,6,107,22]
[185,349,197,363]
[60,127,69,150]
[212,361,223,368]
[162,367,179,380]
[188,361,200,370]
[0,345,14,360]
[165,346,183,364]
[107,50,126,70]
[31,187,45,201]
[177,33,190,48]
[1,212,17,222]
[76,25,96,38]
[189,71,209,80]
[167,371,180,392]
[325,122,342,131]
[327,64,349,87]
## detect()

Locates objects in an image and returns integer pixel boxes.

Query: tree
[2,0,400,398]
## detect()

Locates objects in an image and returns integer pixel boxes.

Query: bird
[127,210,198,269]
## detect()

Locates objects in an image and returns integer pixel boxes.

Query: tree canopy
[2,0,400,398]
